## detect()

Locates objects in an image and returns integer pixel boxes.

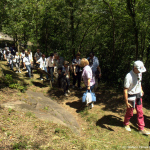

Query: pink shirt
[82,65,95,86]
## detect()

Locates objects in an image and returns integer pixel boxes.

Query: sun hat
[134,60,146,73]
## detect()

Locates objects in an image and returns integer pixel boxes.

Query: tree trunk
[103,0,115,58]
[127,0,138,60]
[70,2,75,57]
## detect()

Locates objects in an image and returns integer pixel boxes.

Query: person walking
[46,53,54,82]
[23,51,32,78]
[80,58,95,108]
[15,52,21,73]
[87,52,101,90]
[123,60,150,135]
[72,52,82,89]
[36,54,48,80]
[34,49,42,68]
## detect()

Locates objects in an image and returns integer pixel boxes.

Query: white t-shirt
[23,57,31,65]
[124,70,142,101]
[21,52,25,59]
[28,52,33,62]
[37,57,47,70]
[15,55,20,63]
[46,56,54,67]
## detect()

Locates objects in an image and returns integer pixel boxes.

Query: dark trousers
[58,74,70,94]
[64,78,70,94]
[73,72,82,88]
[87,84,95,92]
[48,67,54,81]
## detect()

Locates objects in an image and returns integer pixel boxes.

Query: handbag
[82,90,96,103]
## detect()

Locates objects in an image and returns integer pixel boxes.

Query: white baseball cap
[134,60,146,73]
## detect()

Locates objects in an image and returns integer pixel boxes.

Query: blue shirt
[87,56,99,75]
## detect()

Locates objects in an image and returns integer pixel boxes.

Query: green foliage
[25,112,35,118]
[13,141,28,149]
[1,0,150,91]
[2,74,27,92]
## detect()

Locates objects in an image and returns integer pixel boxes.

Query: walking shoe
[67,90,70,93]
[16,71,18,73]
[139,129,150,135]
[26,70,28,72]
[90,103,94,109]
[64,93,69,96]
[124,125,131,132]
[40,78,43,81]
[19,71,21,73]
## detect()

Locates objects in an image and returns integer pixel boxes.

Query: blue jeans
[64,78,70,94]
[9,61,13,70]
[26,64,31,78]
[40,67,48,79]
[48,67,54,81]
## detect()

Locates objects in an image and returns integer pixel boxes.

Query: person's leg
[44,67,48,79]
[73,73,77,87]
[123,106,134,126]
[26,65,31,78]
[77,72,82,88]
[136,98,145,131]
[18,63,21,72]
[90,84,95,91]
[40,73,43,79]
[50,67,54,81]
[10,62,13,70]
[16,63,18,72]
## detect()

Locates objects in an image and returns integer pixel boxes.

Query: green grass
[25,112,35,118]
[1,61,150,150]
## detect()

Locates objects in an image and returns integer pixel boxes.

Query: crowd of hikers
[0,47,101,97]
[0,46,150,136]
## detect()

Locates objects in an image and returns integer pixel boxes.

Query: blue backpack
[82,90,96,103]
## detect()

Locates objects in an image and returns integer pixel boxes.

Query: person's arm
[141,86,144,96]
[36,58,40,64]
[124,88,132,108]
[23,58,26,68]
[87,78,90,90]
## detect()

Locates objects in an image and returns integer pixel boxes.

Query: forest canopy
[0,0,150,90]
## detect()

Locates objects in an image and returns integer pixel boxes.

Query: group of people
[1,46,149,136]
[0,47,102,97]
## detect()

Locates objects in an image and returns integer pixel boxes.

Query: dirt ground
[1,60,150,150]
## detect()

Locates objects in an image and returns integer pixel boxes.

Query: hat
[134,60,146,73]
[64,61,69,65]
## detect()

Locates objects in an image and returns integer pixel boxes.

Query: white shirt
[23,57,31,65]
[21,52,25,59]
[28,52,33,62]
[37,57,47,70]
[46,56,54,67]
[124,70,142,101]
[15,55,20,63]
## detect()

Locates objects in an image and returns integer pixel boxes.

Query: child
[58,61,70,96]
